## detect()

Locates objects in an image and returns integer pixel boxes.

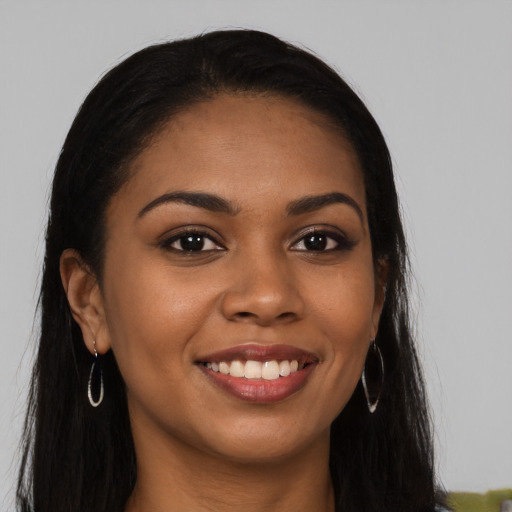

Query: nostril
[231,310,297,324]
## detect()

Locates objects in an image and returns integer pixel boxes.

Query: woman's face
[98,94,384,463]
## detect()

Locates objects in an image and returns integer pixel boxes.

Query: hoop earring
[361,340,384,414]
[87,341,104,407]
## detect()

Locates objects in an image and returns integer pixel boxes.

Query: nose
[220,252,305,326]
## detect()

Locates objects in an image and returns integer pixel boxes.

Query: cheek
[100,254,216,391]
[306,262,376,403]
[309,262,376,343]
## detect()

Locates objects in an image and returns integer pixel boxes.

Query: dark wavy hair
[17,29,441,512]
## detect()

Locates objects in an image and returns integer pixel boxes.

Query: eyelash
[290,229,354,252]
[159,229,225,253]
[159,228,354,254]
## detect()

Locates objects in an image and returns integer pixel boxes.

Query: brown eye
[175,235,207,251]
[292,231,346,252]
[161,231,224,252]
[303,234,329,251]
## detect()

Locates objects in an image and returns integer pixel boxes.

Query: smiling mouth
[196,344,318,403]
[203,359,307,380]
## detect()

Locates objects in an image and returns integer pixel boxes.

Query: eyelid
[158,226,226,252]
[289,226,354,252]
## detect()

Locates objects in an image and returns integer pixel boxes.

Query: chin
[199,418,330,465]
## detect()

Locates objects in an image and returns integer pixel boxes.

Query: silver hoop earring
[361,340,384,414]
[87,341,104,407]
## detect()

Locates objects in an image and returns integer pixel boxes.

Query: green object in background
[448,489,512,512]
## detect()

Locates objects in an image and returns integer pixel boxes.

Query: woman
[17,29,443,512]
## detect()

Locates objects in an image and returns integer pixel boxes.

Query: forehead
[119,94,366,215]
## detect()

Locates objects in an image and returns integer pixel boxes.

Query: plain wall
[1,1,511,508]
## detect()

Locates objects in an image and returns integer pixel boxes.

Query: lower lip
[198,364,316,403]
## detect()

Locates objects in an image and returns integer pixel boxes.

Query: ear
[60,249,111,355]
[371,257,389,339]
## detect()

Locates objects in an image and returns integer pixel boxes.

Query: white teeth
[219,362,230,375]
[244,360,262,379]
[262,360,280,380]
[279,360,291,377]
[206,359,303,379]
[229,360,245,378]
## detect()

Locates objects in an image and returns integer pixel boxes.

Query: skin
[61,94,386,512]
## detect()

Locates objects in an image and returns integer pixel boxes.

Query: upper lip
[196,343,319,364]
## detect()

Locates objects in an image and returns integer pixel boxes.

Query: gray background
[1,1,511,508]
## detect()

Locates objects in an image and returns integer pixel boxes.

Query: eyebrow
[286,192,364,221]
[137,190,364,221]
[137,191,240,218]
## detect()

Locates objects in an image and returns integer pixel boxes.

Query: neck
[125,425,334,512]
